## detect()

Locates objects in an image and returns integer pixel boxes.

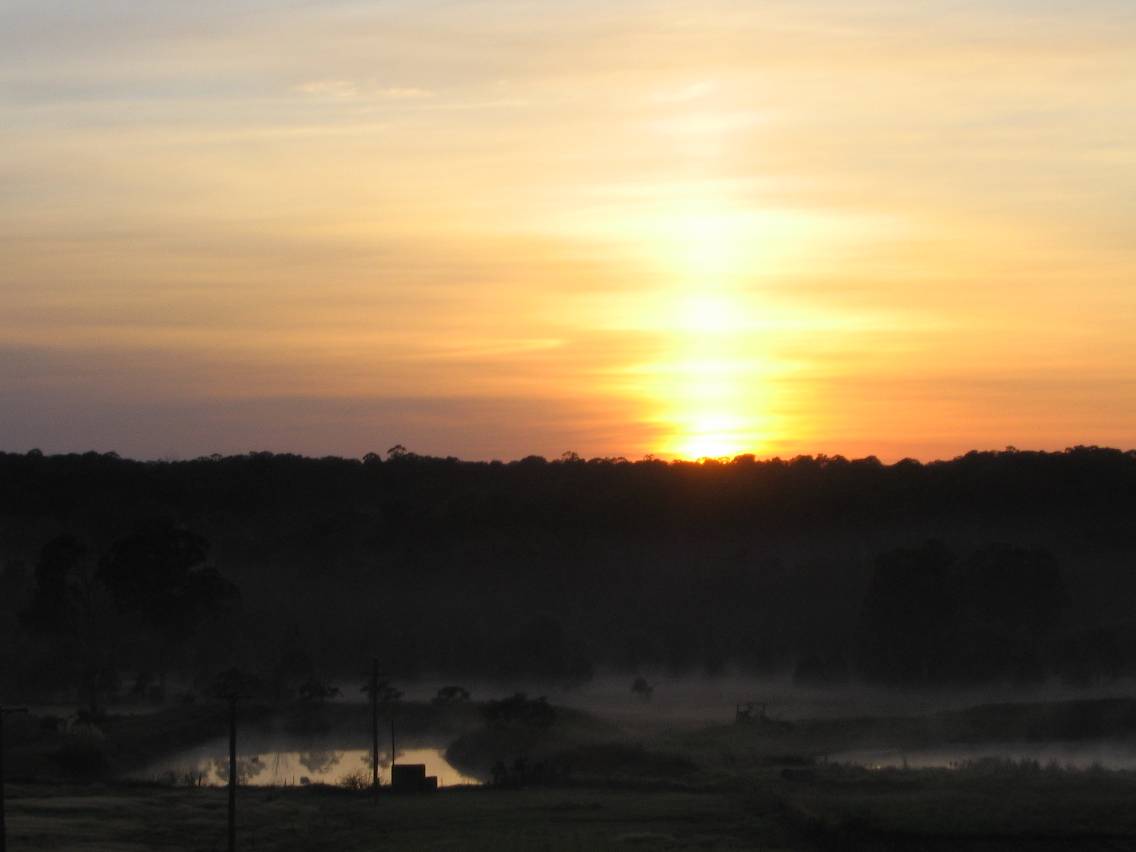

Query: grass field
[9,761,1136,851]
[5,783,790,852]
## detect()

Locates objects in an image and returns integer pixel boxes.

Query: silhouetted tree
[360,677,401,706]
[298,677,341,703]
[21,535,85,636]
[209,667,262,701]
[21,536,117,712]
[432,685,471,706]
[857,541,1069,685]
[99,523,237,698]
[2,446,1135,690]
[793,652,850,687]
[630,676,653,701]
[856,541,956,684]
[1058,627,1124,687]
[483,693,555,730]
[293,676,341,733]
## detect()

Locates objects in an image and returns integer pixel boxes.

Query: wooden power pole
[390,716,396,787]
[1,706,29,852]
[211,668,253,852]
[370,659,380,801]
[227,695,237,852]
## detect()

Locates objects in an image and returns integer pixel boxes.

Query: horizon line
[6,444,1135,468]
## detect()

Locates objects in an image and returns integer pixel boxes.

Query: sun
[672,412,752,460]
[676,294,742,333]
[656,255,769,459]
[650,324,772,460]
[611,197,797,461]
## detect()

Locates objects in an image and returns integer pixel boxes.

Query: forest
[1,445,1134,706]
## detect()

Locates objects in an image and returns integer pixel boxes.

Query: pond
[131,738,482,788]
[831,740,1136,771]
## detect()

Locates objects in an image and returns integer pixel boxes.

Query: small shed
[392,763,439,793]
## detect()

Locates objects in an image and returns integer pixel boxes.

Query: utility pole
[1,706,29,852]
[210,668,253,852]
[370,659,380,801]
[361,663,397,792]
[228,695,237,852]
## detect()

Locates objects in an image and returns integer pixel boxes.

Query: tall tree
[99,522,236,697]
[21,536,117,712]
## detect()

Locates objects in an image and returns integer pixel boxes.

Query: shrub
[339,769,370,791]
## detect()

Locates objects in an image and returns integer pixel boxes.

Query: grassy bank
[9,761,1136,851]
[3,783,787,852]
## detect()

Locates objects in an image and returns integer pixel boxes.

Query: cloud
[649,81,716,105]
[377,86,433,100]
[293,80,433,100]
[4,0,1136,461]
[0,372,662,462]
[294,79,359,99]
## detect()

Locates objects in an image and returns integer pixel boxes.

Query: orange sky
[2,0,1134,460]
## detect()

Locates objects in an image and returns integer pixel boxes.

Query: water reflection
[833,740,1136,771]
[136,742,481,788]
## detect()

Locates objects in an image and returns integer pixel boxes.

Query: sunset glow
[2,0,1134,461]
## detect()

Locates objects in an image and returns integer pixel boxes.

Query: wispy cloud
[294,79,359,99]
[294,80,433,100]
[2,0,1135,460]
[649,81,716,105]
[377,86,433,100]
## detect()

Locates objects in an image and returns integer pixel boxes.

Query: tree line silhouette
[1,445,1134,701]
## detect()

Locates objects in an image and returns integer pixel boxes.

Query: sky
[2,0,1134,461]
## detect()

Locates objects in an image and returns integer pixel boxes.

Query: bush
[339,769,370,790]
